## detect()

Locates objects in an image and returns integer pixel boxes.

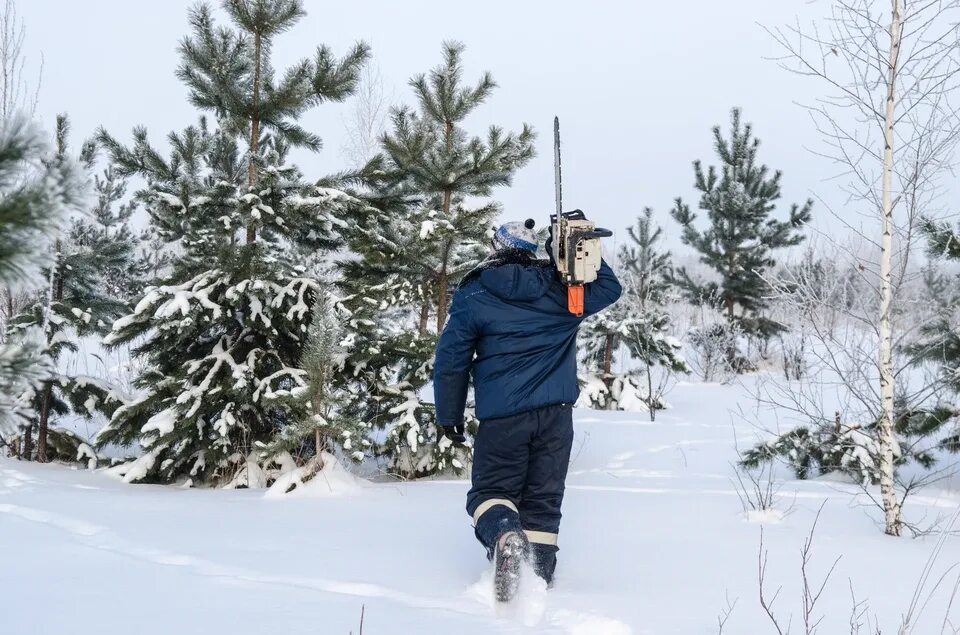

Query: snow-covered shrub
[576,373,667,413]
[379,384,476,479]
[331,272,474,479]
[687,322,746,383]
[740,406,956,485]
[739,422,887,485]
[264,451,362,498]
[779,329,807,381]
[45,427,99,469]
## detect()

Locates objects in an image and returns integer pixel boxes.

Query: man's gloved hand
[545,224,556,265]
[439,424,466,446]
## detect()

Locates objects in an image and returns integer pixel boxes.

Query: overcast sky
[19,0,921,251]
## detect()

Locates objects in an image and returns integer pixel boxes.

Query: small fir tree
[380,41,535,333]
[259,284,371,467]
[671,108,812,342]
[580,209,688,417]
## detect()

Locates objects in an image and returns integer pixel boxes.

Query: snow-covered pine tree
[670,108,812,347]
[911,220,960,441]
[381,41,536,334]
[579,209,688,417]
[334,176,471,478]
[741,219,960,488]
[10,115,132,463]
[0,116,84,455]
[94,1,370,486]
[70,144,151,304]
[259,283,371,472]
[331,42,535,479]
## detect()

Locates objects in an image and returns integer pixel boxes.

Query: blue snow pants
[466,403,575,584]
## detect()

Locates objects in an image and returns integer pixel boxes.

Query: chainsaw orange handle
[567,285,584,317]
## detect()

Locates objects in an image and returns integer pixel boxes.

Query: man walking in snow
[434,218,621,597]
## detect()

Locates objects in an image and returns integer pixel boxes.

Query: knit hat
[492,218,538,253]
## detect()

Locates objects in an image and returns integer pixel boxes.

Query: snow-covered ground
[5,378,960,634]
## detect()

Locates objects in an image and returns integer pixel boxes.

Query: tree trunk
[246,30,263,245]
[725,247,736,320]
[878,0,903,537]
[436,269,449,332]
[602,333,615,385]
[435,187,454,332]
[418,297,430,336]
[645,360,656,422]
[435,119,456,332]
[21,422,32,460]
[35,386,51,463]
[4,287,12,335]
[36,239,64,463]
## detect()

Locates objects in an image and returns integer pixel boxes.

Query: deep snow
[5,378,960,634]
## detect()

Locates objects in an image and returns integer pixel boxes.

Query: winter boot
[529,542,558,588]
[494,530,530,602]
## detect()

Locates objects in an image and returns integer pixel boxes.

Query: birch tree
[0,0,40,119]
[767,0,960,535]
[341,64,392,169]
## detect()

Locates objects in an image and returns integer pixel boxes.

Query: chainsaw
[551,117,612,317]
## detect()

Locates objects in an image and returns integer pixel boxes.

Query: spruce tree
[0,116,84,451]
[10,116,132,463]
[94,2,370,485]
[381,41,535,333]
[671,108,812,340]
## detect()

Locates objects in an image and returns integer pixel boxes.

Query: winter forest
[6,0,960,633]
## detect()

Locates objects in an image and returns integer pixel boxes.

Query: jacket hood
[479,263,555,302]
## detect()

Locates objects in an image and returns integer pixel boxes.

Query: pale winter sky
[20,0,943,252]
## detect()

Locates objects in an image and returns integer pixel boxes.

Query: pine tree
[0,116,85,454]
[260,284,370,468]
[381,41,535,333]
[335,202,469,478]
[10,116,132,463]
[94,2,370,485]
[70,148,151,303]
[621,209,674,308]
[579,209,687,417]
[914,220,960,400]
[327,43,535,478]
[671,108,812,341]
[177,0,369,244]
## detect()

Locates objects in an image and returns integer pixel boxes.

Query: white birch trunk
[878,0,903,537]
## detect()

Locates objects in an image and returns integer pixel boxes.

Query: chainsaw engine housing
[550,210,612,286]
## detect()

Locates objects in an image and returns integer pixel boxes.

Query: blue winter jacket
[434,251,622,425]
